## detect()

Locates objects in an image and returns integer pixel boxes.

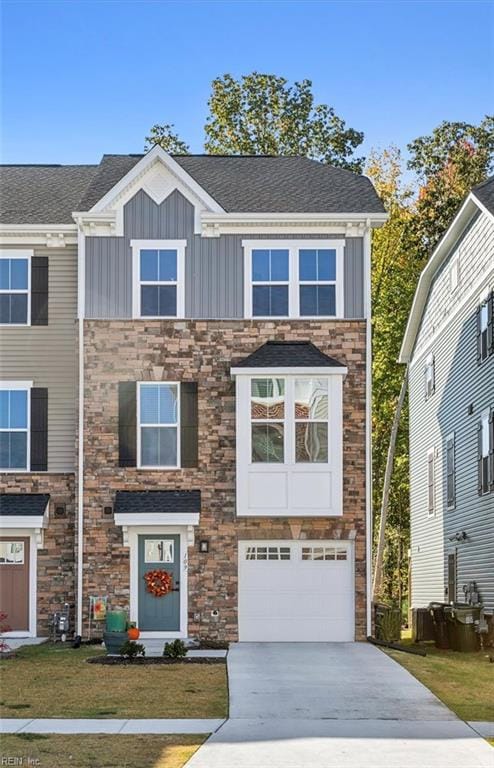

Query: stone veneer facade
[0,473,75,635]
[81,318,368,641]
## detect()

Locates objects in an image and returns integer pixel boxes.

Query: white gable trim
[399,194,487,363]
[89,145,225,218]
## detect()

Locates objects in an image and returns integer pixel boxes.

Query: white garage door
[238,540,354,642]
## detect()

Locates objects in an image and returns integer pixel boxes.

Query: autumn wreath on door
[144,569,173,597]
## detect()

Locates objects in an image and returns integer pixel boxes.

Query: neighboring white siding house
[400,178,494,613]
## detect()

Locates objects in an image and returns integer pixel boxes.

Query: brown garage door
[0,537,29,631]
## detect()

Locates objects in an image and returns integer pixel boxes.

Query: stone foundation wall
[0,473,75,635]
[82,319,368,640]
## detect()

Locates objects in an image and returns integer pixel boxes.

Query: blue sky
[1,0,492,166]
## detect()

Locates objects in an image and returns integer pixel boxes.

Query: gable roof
[0,153,384,225]
[399,178,494,363]
[472,175,494,216]
[232,340,345,369]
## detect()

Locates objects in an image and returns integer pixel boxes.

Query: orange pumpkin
[128,626,140,640]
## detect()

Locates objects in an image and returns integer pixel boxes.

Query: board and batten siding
[409,209,494,611]
[0,246,77,473]
[85,189,365,320]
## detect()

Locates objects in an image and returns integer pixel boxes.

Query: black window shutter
[477,420,484,495]
[476,305,482,363]
[118,382,137,467]
[31,257,48,326]
[180,382,198,468]
[30,388,48,471]
[487,291,494,355]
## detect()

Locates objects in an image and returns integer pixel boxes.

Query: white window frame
[427,447,435,517]
[249,376,330,466]
[137,381,180,470]
[479,408,491,495]
[243,240,345,319]
[0,381,32,473]
[424,352,435,399]
[0,250,32,327]
[131,240,186,319]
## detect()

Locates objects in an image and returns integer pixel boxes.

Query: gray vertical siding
[409,210,494,611]
[85,189,365,319]
[0,246,77,472]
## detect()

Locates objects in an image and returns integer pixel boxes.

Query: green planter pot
[105,610,127,633]
[103,631,128,655]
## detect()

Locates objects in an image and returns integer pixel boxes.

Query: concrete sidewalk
[0,718,225,734]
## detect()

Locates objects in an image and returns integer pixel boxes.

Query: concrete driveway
[187,642,493,768]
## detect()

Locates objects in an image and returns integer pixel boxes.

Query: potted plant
[103,609,128,655]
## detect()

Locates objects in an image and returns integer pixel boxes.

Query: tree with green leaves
[204,73,364,171]
[144,123,190,154]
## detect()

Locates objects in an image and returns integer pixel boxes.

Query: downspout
[363,221,373,637]
[76,222,85,637]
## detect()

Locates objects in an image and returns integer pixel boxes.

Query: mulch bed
[87,655,226,665]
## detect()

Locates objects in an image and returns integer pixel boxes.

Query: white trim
[76,223,85,637]
[231,366,347,377]
[0,383,32,472]
[0,225,76,247]
[114,513,199,527]
[400,194,490,362]
[90,146,224,216]
[125,525,190,639]
[446,431,456,511]
[0,250,32,327]
[408,263,494,368]
[0,529,38,637]
[242,240,345,320]
[137,381,181,469]
[363,224,372,636]
[131,240,186,319]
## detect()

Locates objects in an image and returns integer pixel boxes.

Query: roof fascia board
[89,146,225,215]
[399,194,480,363]
[202,211,388,223]
[231,366,348,377]
[471,192,494,224]
[0,223,77,247]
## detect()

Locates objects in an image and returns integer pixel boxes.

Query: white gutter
[76,222,85,637]
[201,211,388,224]
[363,221,373,637]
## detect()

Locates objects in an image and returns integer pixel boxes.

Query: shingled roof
[0,493,50,516]
[0,153,384,224]
[233,341,345,369]
[472,176,494,216]
[114,490,201,516]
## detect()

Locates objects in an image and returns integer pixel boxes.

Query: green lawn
[384,639,494,722]
[0,643,228,719]
[0,734,206,768]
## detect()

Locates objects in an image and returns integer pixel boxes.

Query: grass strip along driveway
[0,734,206,768]
[0,643,228,719]
[384,641,494,722]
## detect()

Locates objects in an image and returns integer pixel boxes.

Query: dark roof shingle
[0,493,50,516]
[114,490,201,516]
[0,153,384,224]
[473,176,494,216]
[233,340,345,368]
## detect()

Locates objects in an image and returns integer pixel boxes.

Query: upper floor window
[427,447,435,516]
[446,433,455,509]
[478,408,493,495]
[138,382,179,468]
[477,290,493,363]
[0,386,29,470]
[131,240,185,319]
[243,240,344,319]
[424,353,435,398]
[250,376,329,464]
[449,255,460,293]
[0,254,30,325]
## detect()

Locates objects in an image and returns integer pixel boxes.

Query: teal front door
[138,534,180,631]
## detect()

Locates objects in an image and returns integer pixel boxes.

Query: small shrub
[163,639,187,659]
[0,612,11,653]
[119,640,145,660]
